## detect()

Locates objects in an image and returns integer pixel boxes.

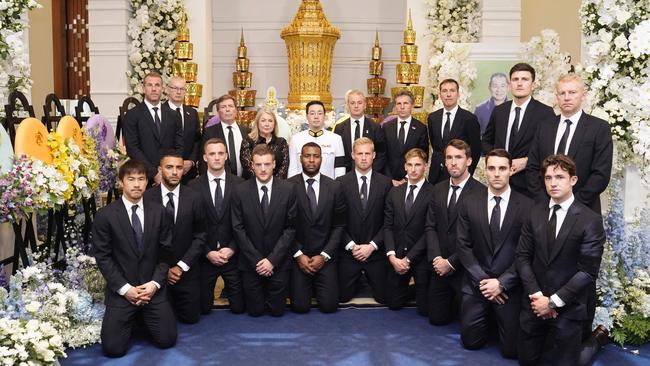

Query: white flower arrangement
[425,0,482,108]
[0,0,42,120]
[520,29,572,108]
[127,0,185,98]
[0,317,66,364]
[428,42,477,110]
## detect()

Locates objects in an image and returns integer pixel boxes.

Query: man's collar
[207,170,227,182]
[302,172,321,182]
[122,195,143,209]
[161,183,180,197]
[144,99,160,109]
[308,129,324,138]
[167,100,183,110]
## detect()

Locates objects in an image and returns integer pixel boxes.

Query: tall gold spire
[172,10,202,107]
[230,29,257,125]
[367,31,390,119]
[392,8,424,109]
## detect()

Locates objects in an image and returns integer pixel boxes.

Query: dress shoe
[592,324,609,347]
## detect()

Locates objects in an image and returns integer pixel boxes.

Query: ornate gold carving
[229,29,257,124]
[393,9,424,109]
[172,11,202,107]
[366,31,390,119]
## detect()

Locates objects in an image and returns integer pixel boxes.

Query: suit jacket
[164,102,201,180]
[516,200,605,320]
[456,188,533,296]
[526,111,613,213]
[200,122,252,176]
[232,178,297,271]
[124,102,183,179]
[92,199,173,307]
[333,117,386,173]
[144,185,206,270]
[426,176,485,269]
[382,117,429,181]
[288,174,346,260]
[481,98,555,195]
[337,170,392,262]
[384,180,435,263]
[427,107,481,184]
[188,172,244,254]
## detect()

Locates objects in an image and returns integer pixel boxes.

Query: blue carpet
[62,307,648,366]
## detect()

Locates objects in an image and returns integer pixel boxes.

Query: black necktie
[131,204,143,252]
[214,178,222,213]
[556,119,573,154]
[490,196,502,244]
[176,107,183,129]
[448,185,460,216]
[508,107,521,152]
[548,204,562,254]
[306,178,318,214]
[360,176,368,210]
[165,192,175,222]
[442,112,451,144]
[354,120,360,141]
[398,121,406,151]
[152,107,161,134]
[227,126,238,175]
[260,186,269,216]
[405,184,416,216]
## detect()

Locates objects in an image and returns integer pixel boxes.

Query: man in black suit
[337,137,392,303]
[382,90,429,186]
[163,76,201,184]
[517,154,607,366]
[334,89,386,173]
[456,149,532,359]
[232,144,297,316]
[189,138,245,315]
[482,63,555,197]
[527,73,613,214]
[426,139,484,326]
[427,79,481,184]
[93,160,176,357]
[124,72,183,185]
[289,142,346,313]
[384,148,434,315]
[144,152,206,324]
[200,94,251,176]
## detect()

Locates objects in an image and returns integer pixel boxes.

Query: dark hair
[301,142,322,154]
[509,63,536,82]
[203,137,227,151]
[394,89,415,103]
[252,143,274,160]
[159,150,183,165]
[485,148,512,166]
[445,139,471,158]
[119,160,147,180]
[489,72,508,86]
[439,78,459,91]
[306,100,325,113]
[541,154,577,177]
[216,94,236,108]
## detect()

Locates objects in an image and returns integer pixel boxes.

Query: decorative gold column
[280,0,340,111]
[391,10,425,114]
[366,31,390,120]
[229,30,257,125]
[172,13,203,107]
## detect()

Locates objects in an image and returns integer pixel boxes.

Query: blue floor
[62,307,648,366]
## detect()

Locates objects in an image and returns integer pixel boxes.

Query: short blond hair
[404,148,427,162]
[345,89,365,104]
[352,137,374,153]
[556,73,585,90]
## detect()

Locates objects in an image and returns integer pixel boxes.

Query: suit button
[404,247,408,251]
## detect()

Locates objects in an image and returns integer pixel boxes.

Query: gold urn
[366,31,390,118]
[281,0,340,111]
[229,29,257,125]
[172,12,202,107]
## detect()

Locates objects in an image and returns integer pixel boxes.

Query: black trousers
[168,267,201,323]
[199,257,245,315]
[101,299,177,358]
[241,269,289,317]
[427,270,462,325]
[385,258,430,316]
[338,254,387,303]
[291,260,339,313]
[459,290,520,359]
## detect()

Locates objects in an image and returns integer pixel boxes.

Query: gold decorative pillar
[391,10,425,118]
[280,0,340,111]
[229,30,257,125]
[366,31,390,119]
[172,13,203,107]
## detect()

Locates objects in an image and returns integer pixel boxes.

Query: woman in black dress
[240,108,289,179]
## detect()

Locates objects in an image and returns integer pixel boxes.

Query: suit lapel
[450,108,464,138]
[363,174,381,219]
[549,204,580,262]
[348,175,364,218]
[493,196,518,255]
[314,178,329,220]
[249,181,266,228]
[404,121,420,151]
[142,203,155,257]
[295,177,313,222]
[116,203,141,258]
[477,193,492,250]
[567,112,588,158]
[199,175,218,220]
[406,184,428,224]
[512,101,533,148]
[142,104,160,142]
[341,119,352,155]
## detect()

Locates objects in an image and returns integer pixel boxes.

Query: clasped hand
[124,282,158,306]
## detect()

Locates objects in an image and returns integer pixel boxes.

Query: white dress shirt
[222,121,244,176]
[487,186,511,229]
[440,105,459,137]
[396,115,413,142]
[505,97,531,150]
[167,101,184,129]
[350,116,365,143]
[288,129,346,179]
[554,110,582,154]
[256,177,273,203]
[344,170,378,251]
[447,174,471,206]
[207,170,227,204]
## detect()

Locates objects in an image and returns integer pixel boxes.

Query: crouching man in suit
[93,160,177,357]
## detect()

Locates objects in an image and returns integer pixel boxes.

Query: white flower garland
[0,0,41,119]
[126,0,185,98]
[520,29,572,109]
[428,42,477,110]
[425,0,482,107]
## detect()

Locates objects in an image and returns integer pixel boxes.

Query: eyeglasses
[168,86,185,92]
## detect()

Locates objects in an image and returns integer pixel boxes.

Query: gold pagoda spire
[366,31,390,119]
[229,29,257,125]
[392,8,424,109]
[172,11,202,107]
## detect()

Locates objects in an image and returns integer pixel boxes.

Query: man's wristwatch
[548,298,558,309]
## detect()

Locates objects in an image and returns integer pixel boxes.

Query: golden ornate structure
[281,0,340,111]
[391,9,425,111]
[172,13,203,107]
[229,30,257,124]
[366,31,390,119]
